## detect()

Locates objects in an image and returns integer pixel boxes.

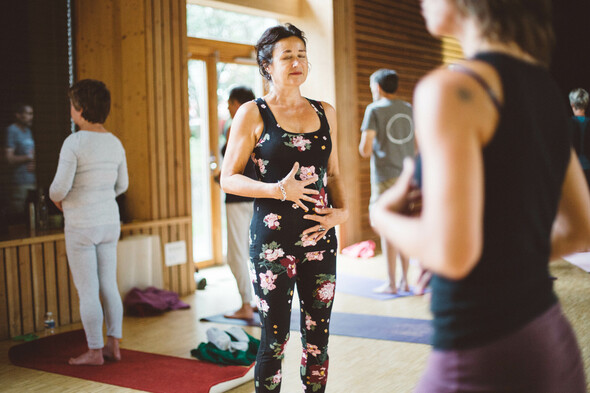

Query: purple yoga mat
[200,311,432,344]
[336,273,416,300]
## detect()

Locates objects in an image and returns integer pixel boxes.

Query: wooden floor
[1,255,589,392]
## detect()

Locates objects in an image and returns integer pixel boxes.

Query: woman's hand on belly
[281,162,320,211]
[302,206,349,242]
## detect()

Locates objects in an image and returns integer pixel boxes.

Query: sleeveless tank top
[430,53,570,350]
[249,98,337,258]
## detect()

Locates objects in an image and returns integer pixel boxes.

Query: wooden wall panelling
[18,246,34,335]
[44,242,59,328]
[31,244,46,332]
[160,225,171,291]
[5,247,20,337]
[0,250,9,339]
[55,240,70,327]
[352,0,445,243]
[120,0,152,221]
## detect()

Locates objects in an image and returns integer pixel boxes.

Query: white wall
[282,0,336,106]
[189,0,336,106]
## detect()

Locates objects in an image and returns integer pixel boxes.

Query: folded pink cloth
[341,240,376,259]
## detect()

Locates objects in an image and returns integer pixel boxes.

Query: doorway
[187,37,265,269]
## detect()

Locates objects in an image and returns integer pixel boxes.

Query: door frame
[187,37,258,269]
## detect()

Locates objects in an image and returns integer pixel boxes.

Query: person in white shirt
[50,79,128,366]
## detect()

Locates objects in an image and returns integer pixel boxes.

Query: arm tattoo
[457,87,472,102]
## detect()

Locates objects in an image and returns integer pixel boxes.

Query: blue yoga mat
[336,273,417,300]
[200,311,432,345]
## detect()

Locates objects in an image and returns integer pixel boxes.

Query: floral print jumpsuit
[250,98,337,392]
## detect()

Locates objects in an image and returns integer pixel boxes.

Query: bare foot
[224,304,254,320]
[103,336,121,361]
[69,349,104,366]
[373,282,397,294]
[415,270,432,295]
[398,277,410,293]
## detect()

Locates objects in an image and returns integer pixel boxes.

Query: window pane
[187,4,277,45]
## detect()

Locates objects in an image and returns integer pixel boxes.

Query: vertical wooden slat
[144,0,159,220]
[5,247,21,337]
[55,240,70,326]
[159,226,170,291]
[178,223,188,294]
[153,0,168,219]
[31,244,46,332]
[171,0,185,217]
[334,0,361,247]
[44,242,58,324]
[162,1,177,219]
[206,53,223,266]
[0,250,9,339]
[169,224,180,293]
[179,1,191,219]
[18,246,34,334]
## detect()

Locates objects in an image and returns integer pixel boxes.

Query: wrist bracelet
[278,180,287,201]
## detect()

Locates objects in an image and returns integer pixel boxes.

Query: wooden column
[74,0,195,294]
[333,0,362,247]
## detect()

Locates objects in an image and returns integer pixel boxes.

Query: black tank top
[249,97,337,257]
[430,53,571,350]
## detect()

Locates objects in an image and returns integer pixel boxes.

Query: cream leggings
[65,223,123,349]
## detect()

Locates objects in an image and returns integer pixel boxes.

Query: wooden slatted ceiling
[353,0,462,244]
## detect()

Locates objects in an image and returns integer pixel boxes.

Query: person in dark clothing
[221,24,348,393]
[371,0,590,392]
[569,87,590,187]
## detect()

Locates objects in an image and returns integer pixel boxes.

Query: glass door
[187,59,213,264]
[187,37,266,269]
[216,62,264,256]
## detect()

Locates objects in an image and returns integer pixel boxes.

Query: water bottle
[44,311,55,335]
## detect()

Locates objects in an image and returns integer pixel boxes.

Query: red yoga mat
[9,329,254,393]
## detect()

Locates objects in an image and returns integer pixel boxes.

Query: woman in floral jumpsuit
[221,24,348,393]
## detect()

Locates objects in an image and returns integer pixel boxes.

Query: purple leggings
[415,303,586,393]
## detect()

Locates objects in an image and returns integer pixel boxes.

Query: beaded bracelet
[278,180,287,201]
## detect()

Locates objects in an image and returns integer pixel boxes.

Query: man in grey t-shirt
[359,69,414,294]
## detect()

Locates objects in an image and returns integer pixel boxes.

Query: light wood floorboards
[1,255,588,392]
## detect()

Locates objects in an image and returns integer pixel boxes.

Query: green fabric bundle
[191,328,259,366]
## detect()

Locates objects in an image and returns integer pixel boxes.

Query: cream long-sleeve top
[49,130,128,228]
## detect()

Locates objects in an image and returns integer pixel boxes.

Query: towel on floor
[191,328,259,366]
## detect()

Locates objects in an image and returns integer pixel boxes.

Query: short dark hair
[68,79,111,123]
[370,69,398,94]
[228,85,255,105]
[255,23,306,81]
[454,0,554,66]
[13,103,32,115]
